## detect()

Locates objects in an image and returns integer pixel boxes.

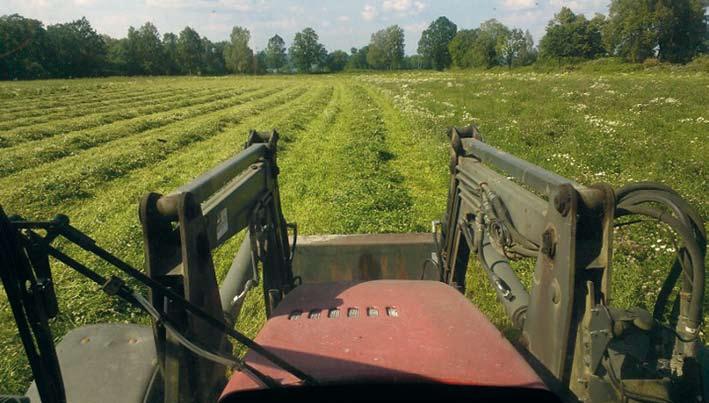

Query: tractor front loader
[0,127,705,402]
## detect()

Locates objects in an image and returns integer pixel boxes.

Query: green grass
[0,71,707,394]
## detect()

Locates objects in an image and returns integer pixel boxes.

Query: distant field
[0,71,707,394]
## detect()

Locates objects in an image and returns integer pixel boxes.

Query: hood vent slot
[288,306,397,320]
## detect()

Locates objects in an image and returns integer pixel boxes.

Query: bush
[642,58,660,67]
[684,55,709,73]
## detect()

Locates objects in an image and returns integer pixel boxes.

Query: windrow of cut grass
[0,76,202,106]
[279,82,418,235]
[0,82,337,393]
[0,84,261,148]
[0,82,154,116]
[361,85,450,227]
[0,85,276,174]
[0,78,145,101]
[0,84,213,130]
[0,84,307,216]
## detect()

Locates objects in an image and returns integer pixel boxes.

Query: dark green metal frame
[439,125,705,402]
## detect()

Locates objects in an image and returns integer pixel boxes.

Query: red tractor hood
[221,280,545,399]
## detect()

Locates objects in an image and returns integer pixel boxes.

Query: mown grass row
[0,84,214,130]
[0,81,157,115]
[0,78,146,101]
[0,85,276,174]
[0,84,261,148]
[0,85,306,217]
[279,82,418,235]
[0,81,336,393]
[0,76,202,108]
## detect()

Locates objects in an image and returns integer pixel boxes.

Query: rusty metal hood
[221,280,546,399]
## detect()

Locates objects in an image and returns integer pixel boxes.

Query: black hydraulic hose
[133,293,280,388]
[616,204,704,330]
[44,243,285,388]
[45,224,318,386]
[614,182,705,341]
[615,182,705,238]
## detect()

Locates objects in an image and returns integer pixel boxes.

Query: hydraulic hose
[614,182,705,346]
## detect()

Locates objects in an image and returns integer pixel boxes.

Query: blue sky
[2,0,609,54]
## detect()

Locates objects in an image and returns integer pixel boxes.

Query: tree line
[0,0,706,80]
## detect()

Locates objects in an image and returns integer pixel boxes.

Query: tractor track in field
[362,84,449,228]
[279,82,417,235]
[0,84,192,122]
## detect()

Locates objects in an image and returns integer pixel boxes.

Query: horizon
[1,0,610,55]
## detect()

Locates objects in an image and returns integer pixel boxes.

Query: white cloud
[548,0,607,14]
[382,0,426,14]
[402,21,427,33]
[145,0,255,11]
[501,0,537,10]
[361,4,377,21]
[336,15,351,22]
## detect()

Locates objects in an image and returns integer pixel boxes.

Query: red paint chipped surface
[221,280,545,400]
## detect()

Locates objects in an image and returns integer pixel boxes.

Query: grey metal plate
[292,233,439,283]
[26,323,156,403]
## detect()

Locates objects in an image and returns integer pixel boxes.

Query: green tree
[655,0,705,62]
[46,17,106,77]
[539,7,605,60]
[346,46,370,70]
[125,22,164,75]
[604,0,656,62]
[518,30,538,66]
[103,35,128,75]
[500,28,536,68]
[0,14,50,79]
[162,32,179,74]
[326,50,349,72]
[367,25,405,69]
[403,54,430,69]
[224,26,253,74]
[289,27,327,73]
[177,26,203,75]
[253,49,268,74]
[202,37,227,75]
[605,0,705,63]
[418,16,457,70]
[265,34,287,72]
[477,19,511,68]
[448,29,478,68]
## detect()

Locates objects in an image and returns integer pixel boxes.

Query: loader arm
[137,129,297,401]
[0,130,314,403]
[439,125,706,402]
[1,126,704,403]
